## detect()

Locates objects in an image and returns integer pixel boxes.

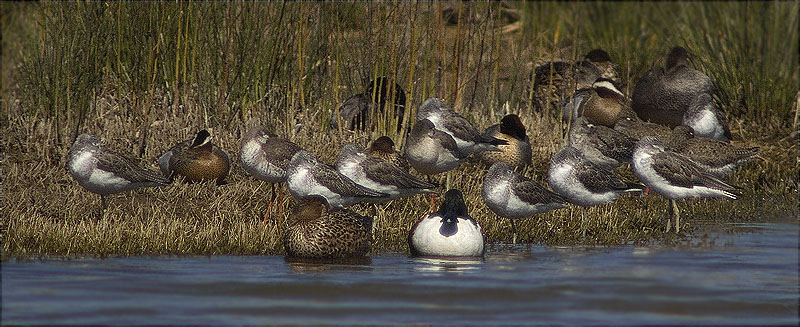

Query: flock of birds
[66,46,762,259]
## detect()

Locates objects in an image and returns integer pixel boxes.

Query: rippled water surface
[3,223,798,325]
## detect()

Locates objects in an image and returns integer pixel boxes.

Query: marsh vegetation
[2,2,797,259]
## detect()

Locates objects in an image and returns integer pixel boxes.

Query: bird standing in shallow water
[408,189,485,258]
[475,114,532,170]
[482,162,568,243]
[67,133,170,212]
[159,129,230,185]
[284,196,373,258]
[240,126,305,222]
[632,136,740,233]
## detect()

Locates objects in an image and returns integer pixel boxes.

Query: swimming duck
[408,189,485,258]
[284,196,373,258]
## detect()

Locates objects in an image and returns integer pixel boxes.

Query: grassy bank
[2,2,798,259]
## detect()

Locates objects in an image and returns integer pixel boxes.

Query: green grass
[2,2,798,259]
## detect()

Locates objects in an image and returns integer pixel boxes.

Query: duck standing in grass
[563,78,635,128]
[482,162,568,243]
[159,129,230,185]
[67,133,170,211]
[632,136,740,233]
[240,126,304,221]
[408,189,485,258]
[336,143,437,200]
[286,150,389,208]
[475,114,532,170]
[284,196,373,258]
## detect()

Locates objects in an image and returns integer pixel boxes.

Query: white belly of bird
[410,215,484,257]
[69,152,133,195]
[240,141,285,183]
[633,154,731,200]
[338,160,399,196]
[548,163,618,207]
[485,181,537,219]
[287,167,345,207]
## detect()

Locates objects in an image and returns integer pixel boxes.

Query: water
[3,223,798,325]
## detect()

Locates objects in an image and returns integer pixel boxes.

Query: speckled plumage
[366,136,409,171]
[671,129,759,178]
[160,130,230,184]
[284,197,373,258]
[476,114,532,169]
[568,116,636,168]
[613,114,691,148]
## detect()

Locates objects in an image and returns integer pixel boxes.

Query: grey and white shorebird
[632,46,716,128]
[568,116,637,169]
[563,78,635,128]
[416,97,508,155]
[408,189,485,258]
[404,119,468,176]
[670,126,760,178]
[547,145,645,208]
[67,133,170,210]
[682,93,732,142]
[482,162,568,243]
[158,129,230,185]
[284,195,373,258]
[286,150,389,208]
[632,136,740,233]
[475,114,533,170]
[335,143,437,199]
[240,126,305,221]
[366,136,409,171]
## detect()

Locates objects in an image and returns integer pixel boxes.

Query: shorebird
[632,136,740,233]
[408,189,485,258]
[482,162,568,243]
[534,48,623,114]
[547,145,645,237]
[366,136,409,171]
[568,116,637,169]
[632,46,716,128]
[563,78,635,128]
[416,98,507,155]
[286,150,389,208]
[682,93,732,142]
[670,127,760,178]
[613,114,691,148]
[159,129,230,185]
[67,133,170,211]
[283,195,373,258]
[336,143,437,199]
[240,126,304,221]
[404,119,468,176]
[475,114,533,170]
[333,76,406,132]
